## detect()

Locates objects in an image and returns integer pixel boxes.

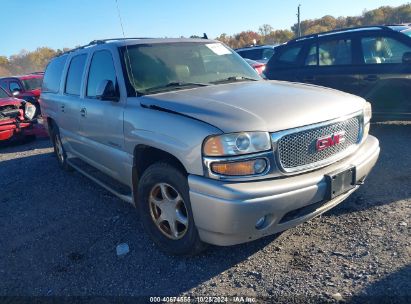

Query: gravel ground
[0,123,410,303]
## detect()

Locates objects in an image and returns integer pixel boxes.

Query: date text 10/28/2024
[150,296,257,303]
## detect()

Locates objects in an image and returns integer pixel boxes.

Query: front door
[357,34,411,119]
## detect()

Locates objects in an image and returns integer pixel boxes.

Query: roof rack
[59,37,153,56]
[287,25,394,44]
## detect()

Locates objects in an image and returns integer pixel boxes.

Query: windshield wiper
[210,76,259,84]
[144,81,210,94]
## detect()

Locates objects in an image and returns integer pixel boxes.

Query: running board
[67,158,133,204]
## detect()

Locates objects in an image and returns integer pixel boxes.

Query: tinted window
[42,55,68,93]
[9,81,22,92]
[277,45,303,64]
[0,88,9,98]
[262,48,274,61]
[362,36,411,64]
[304,39,352,66]
[320,39,351,66]
[237,49,262,60]
[305,45,317,66]
[87,50,117,97]
[0,80,8,91]
[65,54,87,95]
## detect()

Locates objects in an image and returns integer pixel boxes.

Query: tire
[137,162,207,256]
[50,123,72,171]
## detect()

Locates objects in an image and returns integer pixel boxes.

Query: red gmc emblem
[316,131,346,151]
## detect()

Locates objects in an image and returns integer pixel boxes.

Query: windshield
[0,88,9,98]
[121,42,260,95]
[21,78,43,91]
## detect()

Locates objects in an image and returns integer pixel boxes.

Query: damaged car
[0,87,38,141]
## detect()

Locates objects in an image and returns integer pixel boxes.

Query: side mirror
[402,52,411,64]
[12,90,20,97]
[96,80,119,101]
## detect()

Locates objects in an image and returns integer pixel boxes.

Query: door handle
[364,75,378,82]
[80,108,87,117]
[60,104,65,112]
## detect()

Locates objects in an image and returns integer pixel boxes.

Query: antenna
[115,0,137,94]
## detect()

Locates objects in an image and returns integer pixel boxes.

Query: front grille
[0,105,20,121]
[276,115,362,172]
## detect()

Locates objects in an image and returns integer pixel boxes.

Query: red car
[244,58,266,76]
[0,73,43,115]
[0,87,38,141]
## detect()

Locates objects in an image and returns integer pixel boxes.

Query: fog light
[255,216,266,229]
[254,159,266,174]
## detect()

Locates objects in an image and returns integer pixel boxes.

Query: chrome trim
[271,110,364,175]
[203,151,273,181]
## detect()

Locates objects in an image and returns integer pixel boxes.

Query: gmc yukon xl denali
[40,38,380,255]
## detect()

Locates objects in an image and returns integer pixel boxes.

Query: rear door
[299,37,360,94]
[356,33,411,119]
[59,53,88,153]
[77,48,126,181]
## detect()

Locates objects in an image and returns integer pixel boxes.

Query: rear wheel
[51,124,72,171]
[137,162,207,255]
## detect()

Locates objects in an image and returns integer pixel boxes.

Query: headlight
[24,102,37,120]
[203,132,271,156]
[364,102,372,124]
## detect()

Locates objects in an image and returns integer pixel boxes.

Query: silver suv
[40,38,380,255]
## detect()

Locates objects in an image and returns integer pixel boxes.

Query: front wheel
[137,162,207,255]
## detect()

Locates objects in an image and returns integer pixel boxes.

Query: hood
[139,80,365,133]
[0,97,23,107]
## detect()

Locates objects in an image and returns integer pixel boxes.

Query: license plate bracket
[326,166,356,200]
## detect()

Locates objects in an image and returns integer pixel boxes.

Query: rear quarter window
[42,55,68,93]
[276,45,303,65]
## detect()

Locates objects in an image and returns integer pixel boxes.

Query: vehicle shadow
[325,124,411,217]
[0,150,278,297]
[0,136,51,152]
[349,264,411,303]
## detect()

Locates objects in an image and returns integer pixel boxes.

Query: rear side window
[42,55,67,93]
[65,54,87,95]
[305,39,352,66]
[361,36,411,64]
[277,45,303,64]
[86,50,117,98]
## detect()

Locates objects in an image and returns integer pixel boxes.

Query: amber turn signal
[211,159,267,176]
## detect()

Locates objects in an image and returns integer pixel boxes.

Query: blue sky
[1,0,408,57]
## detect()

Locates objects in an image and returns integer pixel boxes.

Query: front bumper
[188,135,380,246]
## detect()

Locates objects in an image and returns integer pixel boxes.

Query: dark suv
[235,45,277,63]
[264,26,411,120]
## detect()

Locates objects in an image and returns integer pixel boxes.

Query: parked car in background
[244,58,266,76]
[264,25,411,121]
[0,73,43,116]
[0,87,38,141]
[41,38,379,255]
[235,45,277,63]
[389,24,411,37]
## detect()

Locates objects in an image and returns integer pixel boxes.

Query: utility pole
[297,4,302,37]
